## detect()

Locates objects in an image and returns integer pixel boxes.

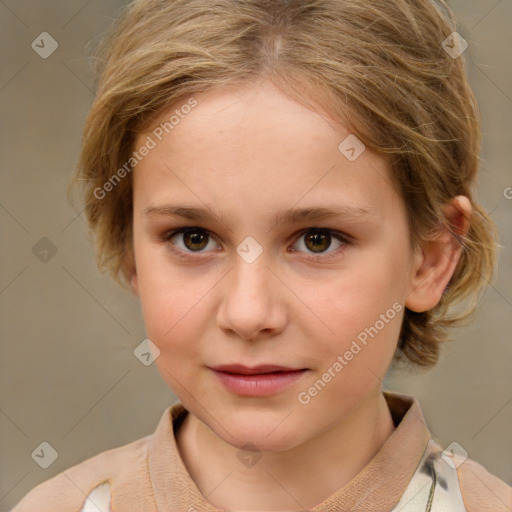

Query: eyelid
[293,226,351,243]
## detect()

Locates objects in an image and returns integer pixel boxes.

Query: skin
[130,78,471,511]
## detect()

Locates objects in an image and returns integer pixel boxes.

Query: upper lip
[210,364,305,375]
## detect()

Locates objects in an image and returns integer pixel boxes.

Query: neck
[176,389,395,511]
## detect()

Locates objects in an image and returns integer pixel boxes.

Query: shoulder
[392,436,511,512]
[456,455,512,512]
[10,434,151,512]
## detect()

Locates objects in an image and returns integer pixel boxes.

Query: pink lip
[210,366,308,397]
[211,363,302,375]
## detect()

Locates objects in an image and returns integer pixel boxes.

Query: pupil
[306,231,330,252]
[185,231,208,250]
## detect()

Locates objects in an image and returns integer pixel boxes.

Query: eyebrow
[143,203,378,227]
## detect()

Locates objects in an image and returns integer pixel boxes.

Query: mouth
[210,363,306,375]
[209,364,308,396]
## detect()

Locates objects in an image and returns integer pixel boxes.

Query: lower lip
[211,369,307,397]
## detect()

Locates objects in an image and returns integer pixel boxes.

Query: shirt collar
[148,391,431,511]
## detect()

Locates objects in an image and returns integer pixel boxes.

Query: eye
[161,226,350,260]
[163,227,220,254]
[290,228,349,259]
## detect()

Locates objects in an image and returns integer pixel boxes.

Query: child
[12,0,511,510]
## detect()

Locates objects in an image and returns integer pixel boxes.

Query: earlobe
[405,196,472,313]
[131,272,140,298]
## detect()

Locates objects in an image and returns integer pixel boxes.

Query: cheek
[133,246,227,371]
[302,254,406,373]
[313,261,403,332]
[139,274,206,389]
[139,280,205,349]
[133,246,196,344]
[295,275,403,419]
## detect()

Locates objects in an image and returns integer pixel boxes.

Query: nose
[216,254,287,341]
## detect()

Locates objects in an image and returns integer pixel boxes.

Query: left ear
[405,195,472,313]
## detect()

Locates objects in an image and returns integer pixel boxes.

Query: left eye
[162,227,349,258]
[291,228,348,256]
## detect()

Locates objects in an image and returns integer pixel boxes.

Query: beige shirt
[11,392,511,511]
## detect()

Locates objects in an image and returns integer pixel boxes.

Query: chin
[213,410,308,453]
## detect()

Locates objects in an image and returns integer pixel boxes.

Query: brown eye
[303,230,332,253]
[291,228,349,258]
[164,228,219,253]
[162,226,350,261]
[183,230,209,251]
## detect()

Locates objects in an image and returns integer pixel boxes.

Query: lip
[211,363,303,375]
[209,365,308,397]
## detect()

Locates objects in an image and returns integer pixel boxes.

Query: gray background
[0,1,511,510]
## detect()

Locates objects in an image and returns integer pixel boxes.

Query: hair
[69,0,499,368]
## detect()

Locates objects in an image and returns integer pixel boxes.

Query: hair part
[70,0,499,368]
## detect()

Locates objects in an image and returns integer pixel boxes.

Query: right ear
[130,272,140,298]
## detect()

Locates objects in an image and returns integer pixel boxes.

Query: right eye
[161,227,221,255]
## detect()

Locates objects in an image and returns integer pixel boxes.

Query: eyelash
[160,226,352,262]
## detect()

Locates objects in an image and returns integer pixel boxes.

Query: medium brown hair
[70,0,499,367]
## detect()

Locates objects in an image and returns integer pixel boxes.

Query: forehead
[133,80,402,225]
[146,80,350,160]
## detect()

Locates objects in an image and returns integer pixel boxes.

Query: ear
[405,196,472,313]
[130,271,140,298]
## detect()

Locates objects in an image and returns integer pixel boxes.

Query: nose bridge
[217,246,286,339]
[228,233,273,298]
[228,249,273,309]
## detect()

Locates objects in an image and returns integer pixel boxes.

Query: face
[131,79,419,451]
